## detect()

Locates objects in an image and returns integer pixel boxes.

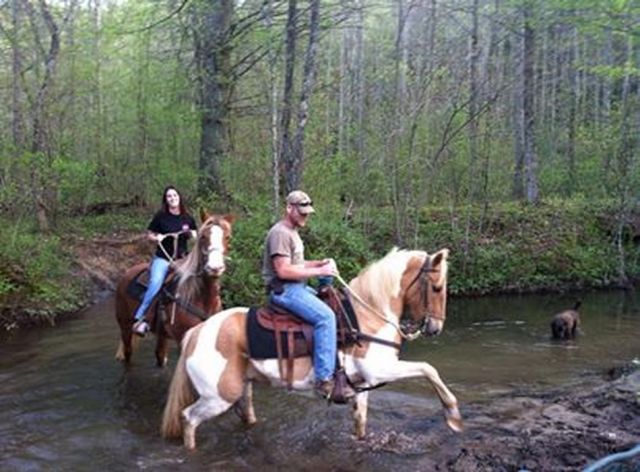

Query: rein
[160,222,223,323]
[162,288,211,321]
[335,274,422,341]
[326,287,403,351]
[157,231,186,264]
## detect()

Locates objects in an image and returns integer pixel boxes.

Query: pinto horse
[161,248,462,449]
[114,211,234,367]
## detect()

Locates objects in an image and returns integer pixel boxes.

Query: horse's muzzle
[422,318,443,337]
[205,265,225,277]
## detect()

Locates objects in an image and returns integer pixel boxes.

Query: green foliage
[0,222,83,318]
[223,211,271,307]
[60,208,147,237]
[54,157,99,209]
[417,199,634,294]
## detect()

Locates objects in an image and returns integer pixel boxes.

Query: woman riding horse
[114,210,234,367]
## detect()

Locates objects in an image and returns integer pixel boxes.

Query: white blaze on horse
[161,248,462,449]
[114,211,235,367]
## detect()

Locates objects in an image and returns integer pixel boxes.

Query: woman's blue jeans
[270,282,336,381]
[134,256,171,321]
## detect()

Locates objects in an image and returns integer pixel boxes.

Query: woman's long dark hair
[161,185,188,215]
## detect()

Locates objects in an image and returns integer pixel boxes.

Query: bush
[0,222,83,320]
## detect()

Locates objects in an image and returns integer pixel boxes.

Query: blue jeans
[134,256,170,321]
[270,282,336,381]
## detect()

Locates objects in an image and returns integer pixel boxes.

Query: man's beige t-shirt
[261,220,305,286]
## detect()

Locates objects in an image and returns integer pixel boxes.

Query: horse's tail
[161,324,201,438]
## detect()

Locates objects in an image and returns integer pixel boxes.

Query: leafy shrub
[0,222,82,319]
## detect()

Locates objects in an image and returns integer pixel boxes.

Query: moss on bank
[1,199,638,330]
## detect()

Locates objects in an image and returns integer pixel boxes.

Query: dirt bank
[442,369,640,471]
[351,369,640,471]
[70,230,150,296]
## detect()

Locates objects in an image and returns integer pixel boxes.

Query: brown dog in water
[550,301,581,340]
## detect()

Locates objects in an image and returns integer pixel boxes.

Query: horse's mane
[349,248,428,312]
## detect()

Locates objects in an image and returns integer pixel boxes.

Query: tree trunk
[29,0,61,232]
[512,26,524,200]
[287,0,321,193]
[354,0,365,166]
[522,2,538,203]
[11,0,25,153]
[566,24,578,193]
[195,0,234,199]
[279,0,297,192]
[264,0,280,218]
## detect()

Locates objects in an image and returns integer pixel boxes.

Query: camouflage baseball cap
[286,190,315,214]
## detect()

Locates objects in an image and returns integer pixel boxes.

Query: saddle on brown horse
[126,267,209,329]
[247,286,361,389]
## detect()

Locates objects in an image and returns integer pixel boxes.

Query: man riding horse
[261,190,355,400]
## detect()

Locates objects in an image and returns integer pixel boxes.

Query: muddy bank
[344,369,640,471]
[0,231,148,330]
[70,231,149,295]
[445,370,640,471]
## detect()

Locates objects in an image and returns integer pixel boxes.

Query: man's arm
[273,256,337,281]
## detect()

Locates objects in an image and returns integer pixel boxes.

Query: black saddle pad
[246,307,311,360]
[126,269,149,302]
[125,268,178,303]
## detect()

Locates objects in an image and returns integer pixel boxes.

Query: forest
[0,0,639,320]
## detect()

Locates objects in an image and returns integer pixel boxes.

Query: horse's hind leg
[115,326,133,364]
[233,381,257,425]
[182,396,234,450]
[155,332,169,367]
[352,391,369,439]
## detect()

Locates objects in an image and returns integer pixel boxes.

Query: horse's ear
[431,248,450,268]
[200,208,210,224]
[223,214,236,225]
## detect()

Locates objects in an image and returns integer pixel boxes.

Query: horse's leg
[352,391,369,439]
[115,291,133,363]
[115,324,133,364]
[365,360,463,432]
[155,331,169,367]
[234,381,257,425]
[180,309,249,449]
[182,396,235,450]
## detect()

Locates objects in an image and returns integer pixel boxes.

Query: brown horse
[114,211,235,367]
[161,248,462,450]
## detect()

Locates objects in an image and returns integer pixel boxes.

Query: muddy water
[0,291,638,471]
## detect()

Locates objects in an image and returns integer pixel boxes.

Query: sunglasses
[296,201,313,207]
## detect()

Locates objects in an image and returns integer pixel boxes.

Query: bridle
[404,253,446,327]
[335,252,445,341]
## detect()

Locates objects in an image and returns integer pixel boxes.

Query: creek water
[0,291,638,471]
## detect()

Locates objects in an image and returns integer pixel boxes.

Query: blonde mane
[349,248,427,312]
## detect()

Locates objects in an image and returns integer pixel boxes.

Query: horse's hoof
[445,406,464,433]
